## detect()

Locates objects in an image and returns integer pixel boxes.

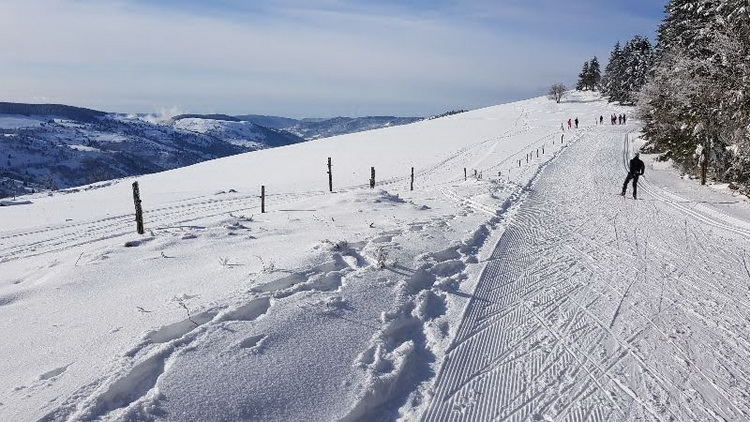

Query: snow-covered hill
[237,114,423,140]
[2,92,750,421]
[0,104,421,199]
[0,104,309,198]
[171,114,303,149]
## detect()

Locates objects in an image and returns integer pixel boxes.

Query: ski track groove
[423,124,750,421]
[0,191,322,263]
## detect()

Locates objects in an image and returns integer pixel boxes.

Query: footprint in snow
[0,294,19,306]
[147,310,218,344]
[39,363,73,381]
[220,297,272,322]
[238,334,267,353]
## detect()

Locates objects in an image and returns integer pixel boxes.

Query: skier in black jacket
[621,152,645,199]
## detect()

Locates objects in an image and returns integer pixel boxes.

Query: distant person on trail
[621,152,645,199]
[599,115,603,125]
[567,119,572,129]
[574,117,579,128]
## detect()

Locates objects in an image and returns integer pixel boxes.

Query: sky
[0,0,668,118]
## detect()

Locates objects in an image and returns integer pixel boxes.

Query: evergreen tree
[576,57,602,91]
[602,37,653,104]
[639,0,750,185]
[587,56,602,91]
[656,0,720,58]
[619,36,654,104]
[576,61,589,90]
[601,42,623,100]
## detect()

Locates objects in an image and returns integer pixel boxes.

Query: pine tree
[587,56,602,91]
[602,37,653,104]
[619,36,654,104]
[576,61,590,90]
[656,0,720,58]
[601,42,623,100]
[639,0,750,185]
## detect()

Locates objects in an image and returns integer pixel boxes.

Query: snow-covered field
[172,118,267,149]
[2,92,750,421]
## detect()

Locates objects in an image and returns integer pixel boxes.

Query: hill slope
[0,104,307,198]
[0,105,421,199]
[237,114,423,140]
[2,93,750,421]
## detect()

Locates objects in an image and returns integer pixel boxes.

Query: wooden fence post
[369,167,375,189]
[561,134,564,143]
[410,167,414,191]
[327,157,333,192]
[464,168,467,181]
[261,185,266,213]
[132,181,144,234]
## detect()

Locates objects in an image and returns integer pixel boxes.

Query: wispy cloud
[0,0,666,116]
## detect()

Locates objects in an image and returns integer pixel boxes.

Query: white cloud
[0,0,663,116]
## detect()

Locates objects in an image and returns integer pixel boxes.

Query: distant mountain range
[236,114,423,140]
[0,103,422,198]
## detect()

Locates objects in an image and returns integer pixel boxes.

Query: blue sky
[0,0,667,117]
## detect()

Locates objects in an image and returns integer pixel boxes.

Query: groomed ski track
[422,123,750,421]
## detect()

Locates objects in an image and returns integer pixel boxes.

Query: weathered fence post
[518,160,521,167]
[410,167,414,191]
[132,181,144,234]
[328,157,333,192]
[561,134,564,143]
[369,167,375,189]
[327,157,333,192]
[464,168,467,181]
[542,146,545,154]
[536,148,539,158]
[261,185,266,213]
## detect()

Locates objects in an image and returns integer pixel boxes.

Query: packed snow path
[423,125,750,421]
